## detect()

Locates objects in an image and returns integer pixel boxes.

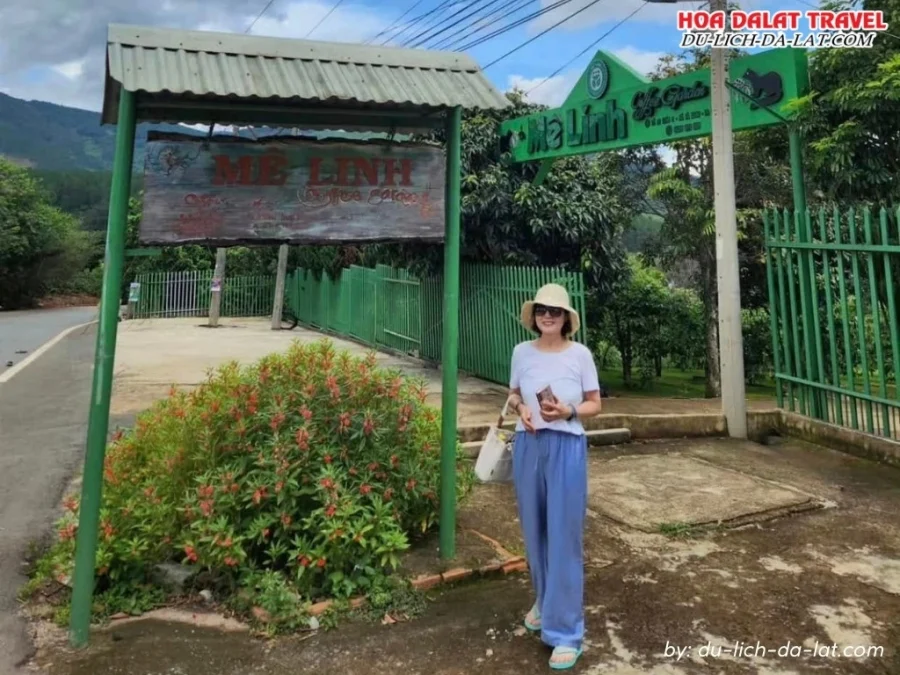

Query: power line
[403,0,491,46]
[431,0,535,50]
[408,0,509,48]
[383,0,459,45]
[304,0,348,38]
[244,0,277,33]
[526,2,646,96]
[364,0,430,44]
[482,0,607,69]
[454,0,578,52]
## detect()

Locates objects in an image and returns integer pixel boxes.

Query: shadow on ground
[27,435,900,675]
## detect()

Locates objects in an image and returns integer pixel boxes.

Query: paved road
[0,323,96,674]
[0,307,97,375]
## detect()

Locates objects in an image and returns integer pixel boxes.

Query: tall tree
[643,50,791,396]
[365,92,635,310]
[0,158,94,309]
[789,0,900,203]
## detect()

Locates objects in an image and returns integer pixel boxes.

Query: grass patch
[656,522,699,538]
[599,368,777,400]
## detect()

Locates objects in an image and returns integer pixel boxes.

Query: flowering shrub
[36,339,473,617]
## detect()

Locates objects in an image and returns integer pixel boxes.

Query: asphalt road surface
[0,307,97,375]
[0,312,97,674]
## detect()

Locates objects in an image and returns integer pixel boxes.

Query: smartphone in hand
[536,385,557,406]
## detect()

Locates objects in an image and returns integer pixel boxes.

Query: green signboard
[499,48,809,164]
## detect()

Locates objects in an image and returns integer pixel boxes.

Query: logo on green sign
[587,59,609,99]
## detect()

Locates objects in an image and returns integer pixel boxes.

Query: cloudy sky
[0,0,793,113]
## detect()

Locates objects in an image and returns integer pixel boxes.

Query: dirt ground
[109,317,776,429]
[28,435,900,675]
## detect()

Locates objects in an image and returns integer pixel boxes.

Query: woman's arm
[574,390,602,419]
[507,388,523,413]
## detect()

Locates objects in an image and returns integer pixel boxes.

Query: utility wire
[304,0,348,38]
[408,0,509,48]
[402,0,491,46]
[437,0,535,49]
[430,0,535,49]
[244,0,277,33]
[526,2,646,96]
[365,0,430,44]
[384,0,460,45]
[482,0,608,69]
[455,0,578,52]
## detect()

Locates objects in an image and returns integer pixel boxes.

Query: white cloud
[51,58,85,80]
[0,0,388,111]
[507,72,579,107]
[610,46,665,77]
[532,0,704,31]
[507,46,665,107]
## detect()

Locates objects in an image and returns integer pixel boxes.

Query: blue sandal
[524,603,541,631]
[549,646,582,670]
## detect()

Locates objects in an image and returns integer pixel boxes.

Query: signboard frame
[140,131,447,246]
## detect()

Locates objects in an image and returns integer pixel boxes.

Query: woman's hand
[540,399,573,423]
[517,402,536,433]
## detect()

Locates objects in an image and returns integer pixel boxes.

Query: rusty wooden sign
[139,132,446,245]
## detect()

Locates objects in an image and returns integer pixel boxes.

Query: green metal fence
[132,271,274,319]
[286,263,586,385]
[764,206,900,440]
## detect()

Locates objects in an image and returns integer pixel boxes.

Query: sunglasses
[534,304,564,318]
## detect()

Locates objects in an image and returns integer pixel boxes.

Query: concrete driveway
[0,307,96,376]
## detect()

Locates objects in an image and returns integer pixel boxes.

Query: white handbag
[474,398,515,483]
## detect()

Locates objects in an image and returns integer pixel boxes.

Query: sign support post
[439,106,462,560]
[710,0,747,438]
[271,244,289,330]
[209,248,227,327]
[69,87,136,647]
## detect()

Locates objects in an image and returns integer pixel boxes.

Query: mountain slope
[0,92,199,171]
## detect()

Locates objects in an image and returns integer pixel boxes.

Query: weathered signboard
[499,47,809,164]
[140,133,446,245]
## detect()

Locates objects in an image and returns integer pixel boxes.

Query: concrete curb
[0,319,98,385]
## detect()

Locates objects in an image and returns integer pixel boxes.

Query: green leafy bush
[36,339,473,624]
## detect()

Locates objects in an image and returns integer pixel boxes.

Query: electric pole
[709,0,747,438]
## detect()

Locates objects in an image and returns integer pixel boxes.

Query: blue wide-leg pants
[512,429,587,649]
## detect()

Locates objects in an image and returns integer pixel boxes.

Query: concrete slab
[109,318,508,427]
[588,453,822,532]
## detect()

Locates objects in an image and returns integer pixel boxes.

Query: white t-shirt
[509,340,600,435]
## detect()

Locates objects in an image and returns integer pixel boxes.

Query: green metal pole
[69,88,137,648]
[439,106,462,561]
[788,129,822,419]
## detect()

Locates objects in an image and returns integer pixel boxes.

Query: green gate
[764,206,900,440]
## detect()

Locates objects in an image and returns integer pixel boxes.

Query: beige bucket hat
[520,283,581,337]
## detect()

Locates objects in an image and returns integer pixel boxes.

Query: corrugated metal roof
[102,24,510,126]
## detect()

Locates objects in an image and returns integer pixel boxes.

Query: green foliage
[597,256,671,385]
[596,255,774,387]
[741,307,775,385]
[0,158,97,308]
[788,0,900,203]
[362,92,634,303]
[30,340,473,626]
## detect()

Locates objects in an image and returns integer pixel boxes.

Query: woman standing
[506,283,602,670]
